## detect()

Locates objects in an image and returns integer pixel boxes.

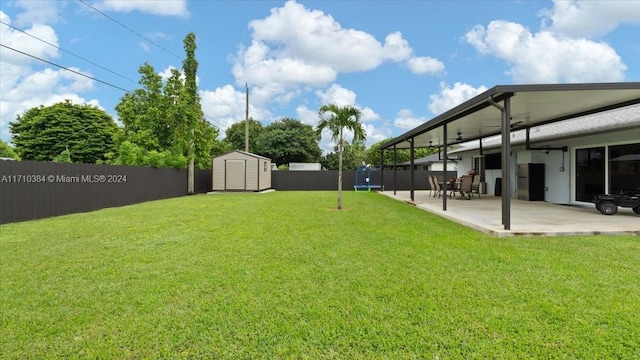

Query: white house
[451,104,640,204]
[398,153,458,171]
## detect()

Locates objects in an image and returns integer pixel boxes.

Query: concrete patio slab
[381,190,640,237]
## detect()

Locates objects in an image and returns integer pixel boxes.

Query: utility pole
[245,82,249,152]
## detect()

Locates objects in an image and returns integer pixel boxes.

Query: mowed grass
[1,191,639,359]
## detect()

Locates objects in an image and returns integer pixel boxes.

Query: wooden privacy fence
[0,160,211,224]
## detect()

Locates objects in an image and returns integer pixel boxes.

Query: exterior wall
[452,128,639,204]
[212,156,226,191]
[431,162,457,171]
[258,159,272,190]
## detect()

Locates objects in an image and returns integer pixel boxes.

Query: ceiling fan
[484,117,525,130]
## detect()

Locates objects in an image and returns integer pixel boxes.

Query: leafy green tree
[321,142,367,170]
[10,100,118,163]
[108,141,187,168]
[364,138,434,166]
[114,33,222,171]
[115,63,167,152]
[224,118,263,152]
[316,104,366,209]
[255,118,321,166]
[0,140,20,160]
[182,32,199,194]
[52,148,72,163]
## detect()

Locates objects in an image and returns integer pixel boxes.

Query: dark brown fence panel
[382,170,458,191]
[0,161,213,224]
[272,170,457,191]
[272,170,355,190]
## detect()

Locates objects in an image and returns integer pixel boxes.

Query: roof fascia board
[379,86,503,149]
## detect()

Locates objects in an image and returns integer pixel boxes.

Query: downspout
[487,96,511,230]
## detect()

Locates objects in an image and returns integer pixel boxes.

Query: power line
[0,20,138,85]
[0,43,132,93]
[77,0,182,60]
[245,81,278,93]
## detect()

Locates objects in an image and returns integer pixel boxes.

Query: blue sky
[1,0,639,152]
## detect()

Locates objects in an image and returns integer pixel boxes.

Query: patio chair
[427,174,435,197]
[470,174,481,198]
[432,175,443,198]
[458,175,473,200]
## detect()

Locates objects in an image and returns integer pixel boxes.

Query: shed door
[226,160,246,190]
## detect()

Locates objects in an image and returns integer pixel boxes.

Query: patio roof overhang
[379,82,640,231]
[380,82,640,150]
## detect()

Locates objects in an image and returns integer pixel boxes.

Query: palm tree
[316,104,366,209]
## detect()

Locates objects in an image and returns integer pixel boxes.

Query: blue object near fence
[354,164,383,191]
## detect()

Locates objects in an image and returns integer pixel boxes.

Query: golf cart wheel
[598,201,618,215]
[633,206,640,215]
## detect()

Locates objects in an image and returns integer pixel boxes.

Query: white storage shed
[212,150,272,191]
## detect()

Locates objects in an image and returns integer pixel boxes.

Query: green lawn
[1,191,639,359]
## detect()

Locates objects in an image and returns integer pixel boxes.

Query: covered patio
[379,82,640,232]
[382,190,640,237]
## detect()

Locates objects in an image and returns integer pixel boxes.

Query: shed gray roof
[451,103,640,153]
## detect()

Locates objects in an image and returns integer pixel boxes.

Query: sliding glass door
[575,147,605,202]
[609,143,640,194]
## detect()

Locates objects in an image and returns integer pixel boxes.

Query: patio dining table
[439,181,462,198]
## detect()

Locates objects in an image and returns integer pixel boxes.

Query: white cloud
[248,1,385,73]
[314,84,381,123]
[139,41,150,52]
[315,84,357,107]
[2,68,97,111]
[360,107,380,122]
[295,105,318,126]
[200,85,271,134]
[394,109,428,129]
[382,32,413,62]
[363,123,392,147]
[465,20,626,83]
[428,82,488,115]
[540,0,640,38]
[407,56,445,75]
[0,12,100,141]
[233,1,442,91]
[11,0,61,27]
[96,0,189,18]
[304,83,385,153]
[0,12,59,66]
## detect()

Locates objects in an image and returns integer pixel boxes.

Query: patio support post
[410,138,415,201]
[502,97,511,230]
[380,148,384,191]
[393,145,397,195]
[443,123,448,211]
